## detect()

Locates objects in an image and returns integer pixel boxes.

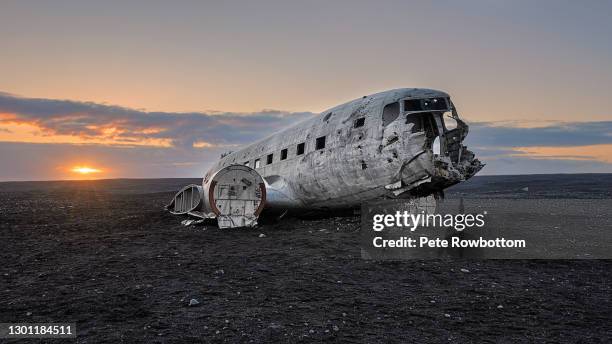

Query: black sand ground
[1,175,611,343]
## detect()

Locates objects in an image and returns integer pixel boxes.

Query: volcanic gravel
[1,177,611,343]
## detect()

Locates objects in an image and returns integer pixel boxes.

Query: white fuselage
[204,88,482,210]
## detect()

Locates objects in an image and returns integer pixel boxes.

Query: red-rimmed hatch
[202,164,266,229]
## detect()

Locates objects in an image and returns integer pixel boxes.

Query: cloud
[466,121,612,148]
[1,91,612,180]
[464,121,612,174]
[510,144,612,164]
[0,92,315,148]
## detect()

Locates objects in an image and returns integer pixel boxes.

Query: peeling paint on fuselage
[207,88,483,210]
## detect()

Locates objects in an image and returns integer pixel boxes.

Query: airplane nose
[400,150,434,187]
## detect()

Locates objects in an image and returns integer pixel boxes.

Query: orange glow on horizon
[71,166,102,175]
[0,119,173,147]
[511,144,612,163]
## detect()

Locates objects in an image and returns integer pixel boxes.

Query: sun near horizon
[71,166,103,176]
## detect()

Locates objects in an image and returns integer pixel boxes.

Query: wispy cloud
[0,92,314,148]
[510,144,612,164]
[465,121,612,174]
[467,121,612,148]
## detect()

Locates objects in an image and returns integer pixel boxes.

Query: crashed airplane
[167,88,483,228]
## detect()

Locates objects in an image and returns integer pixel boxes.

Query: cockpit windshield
[403,97,459,132]
[403,97,449,112]
[443,113,458,130]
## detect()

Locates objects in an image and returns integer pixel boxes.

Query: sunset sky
[1,1,611,180]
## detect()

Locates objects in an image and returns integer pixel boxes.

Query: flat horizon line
[1,172,612,183]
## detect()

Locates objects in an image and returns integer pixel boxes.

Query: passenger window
[267,154,273,164]
[254,159,260,169]
[296,142,305,155]
[316,136,326,150]
[244,161,250,167]
[354,117,365,128]
[382,102,400,126]
[281,149,288,160]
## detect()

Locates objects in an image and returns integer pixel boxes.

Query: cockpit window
[405,115,423,133]
[404,97,448,112]
[444,114,458,130]
[382,102,400,126]
[405,112,439,138]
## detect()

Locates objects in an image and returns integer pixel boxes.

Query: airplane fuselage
[204,88,483,210]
